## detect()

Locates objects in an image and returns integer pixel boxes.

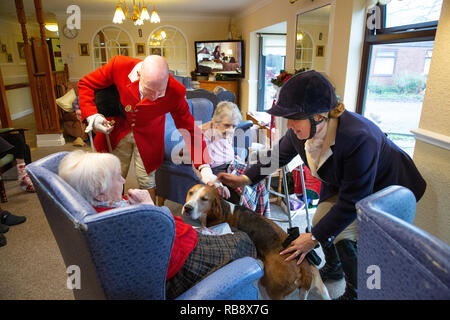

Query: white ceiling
[0,0,266,21]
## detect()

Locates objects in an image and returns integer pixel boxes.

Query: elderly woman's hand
[217,172,249,189]
[127,189,154,205]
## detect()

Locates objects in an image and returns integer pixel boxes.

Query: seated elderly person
[199,102,270,215]
[58,150,256,299]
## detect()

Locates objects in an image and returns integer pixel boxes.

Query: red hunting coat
[78,55,210,173]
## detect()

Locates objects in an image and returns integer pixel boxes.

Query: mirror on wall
[295,4,331,72]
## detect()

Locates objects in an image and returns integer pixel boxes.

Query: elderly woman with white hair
[199,102,270,215]
[58,150,256,299]
[201,101,242,173]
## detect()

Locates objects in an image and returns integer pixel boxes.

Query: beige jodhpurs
[312,195,358,244]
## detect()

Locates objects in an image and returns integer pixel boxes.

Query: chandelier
[113,0,160,26]
[151,29,166,41]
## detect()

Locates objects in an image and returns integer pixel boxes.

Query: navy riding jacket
[245,110,426,247]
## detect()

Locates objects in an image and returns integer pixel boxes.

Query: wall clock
[62,24,78,39]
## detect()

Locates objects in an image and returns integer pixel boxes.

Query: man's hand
[217,172,250,189]
[86,114,114,134]
[127,189,154,205]
[93,114,114,134]
[279,233,319,265]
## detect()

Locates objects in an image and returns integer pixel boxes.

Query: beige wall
[233,0,365,114]
[413,0,450,244]
[57,16,229,81]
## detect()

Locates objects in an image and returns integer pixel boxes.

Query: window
[148,26,188,75]
[295,31,313,71]
[357,1,443,157]
[423,50,432,74]
[385,0,443,28]
[257,34,286,111]
[92,26,133,69]
[373,50,396,76]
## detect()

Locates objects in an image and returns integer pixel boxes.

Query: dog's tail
[310,267,331,300]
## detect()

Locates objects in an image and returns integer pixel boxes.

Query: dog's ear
[207,193,223,226]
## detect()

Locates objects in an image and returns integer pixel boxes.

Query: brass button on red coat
[125,105,132,112]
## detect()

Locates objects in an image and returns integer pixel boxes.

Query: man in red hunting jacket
[78,55,218,201]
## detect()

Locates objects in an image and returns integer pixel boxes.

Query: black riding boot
[335,239,358,300]
[319,243,345,281]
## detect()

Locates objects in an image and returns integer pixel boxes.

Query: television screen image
[194,40,244,77]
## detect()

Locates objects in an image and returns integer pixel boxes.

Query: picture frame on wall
[316,45,325,57]
[136,43,145,56]
[1,44,6,53]
[17,42,25,59]
[150,47,161,56]
[79,43,89,56]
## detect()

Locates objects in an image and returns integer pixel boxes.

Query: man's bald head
[139,55,169,101]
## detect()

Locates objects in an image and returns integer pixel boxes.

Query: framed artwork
[120,48,129,56]
[316,45,325,57]
[17,42,25,59]
[1,44,6,53]
[136,43,145,55]
[78,43,89,56]
[7,53,13,62]
[150,47,161,56]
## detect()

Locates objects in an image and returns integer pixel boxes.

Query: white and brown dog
[182,184,331,300]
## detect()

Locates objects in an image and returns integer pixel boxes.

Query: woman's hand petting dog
[207,182,230,199]
[127,189,154,205]
[217,172,249,189]
[280,233,319,265]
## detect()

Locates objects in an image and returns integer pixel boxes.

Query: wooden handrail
[5,83,29,90]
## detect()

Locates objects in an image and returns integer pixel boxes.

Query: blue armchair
[186,89,219,110]
[173,75,192,90]
[217,90,236,104]
[26,152,263,300]
[155,98,253,205]
[356,185,450,300]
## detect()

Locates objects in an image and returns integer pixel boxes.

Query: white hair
[212,101,242,125]
[58,150,121,205]
[213,86,226,95]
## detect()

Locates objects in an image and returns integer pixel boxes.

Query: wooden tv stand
[198,80,239,104]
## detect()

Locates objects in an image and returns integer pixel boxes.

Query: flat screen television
[194,40,244,78]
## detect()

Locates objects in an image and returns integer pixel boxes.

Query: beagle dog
[182,184,330,300]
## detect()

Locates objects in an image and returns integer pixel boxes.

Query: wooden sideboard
[198,80,239,104]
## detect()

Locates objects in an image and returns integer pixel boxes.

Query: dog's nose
[183,204,193,216]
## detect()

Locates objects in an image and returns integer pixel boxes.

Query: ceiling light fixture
[45,23,59,32]
[150,6,160,23]
[113,1,159,25]
[151,29,166,41]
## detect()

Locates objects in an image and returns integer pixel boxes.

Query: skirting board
[11,108,33,120]
[36,133,66,147]
[411,128,450,151]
